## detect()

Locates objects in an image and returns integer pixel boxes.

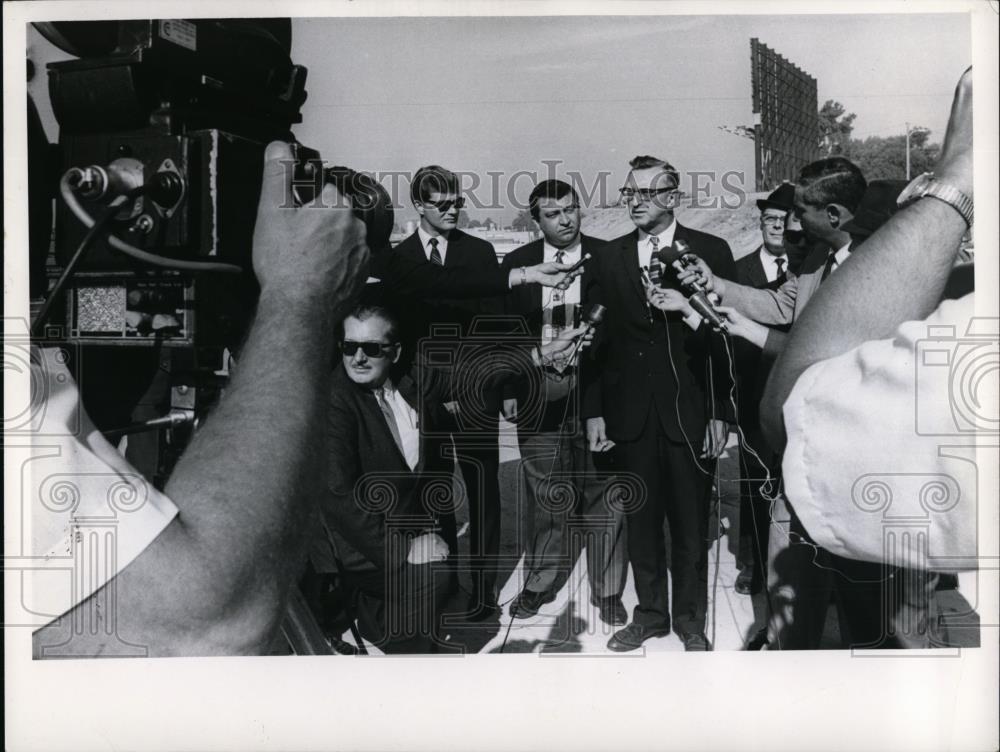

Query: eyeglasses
[422,197,465,212]
[340,340,396,358]
[619,187,678,203]
[761,215,787,226]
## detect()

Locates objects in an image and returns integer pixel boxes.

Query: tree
[818,100,857,156]
[456,209,471,229]
[843,127,939,181]
[511,210,535,232]
[466,218,482,228]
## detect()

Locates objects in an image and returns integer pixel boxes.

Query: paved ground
[338,424,980,655]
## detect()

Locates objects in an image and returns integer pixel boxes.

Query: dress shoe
[591,595,628,626]
[512,588,557,619]
[606,622,671,652]
[679,631,712,651]
[734,567,754,595]
[745,627,768,651]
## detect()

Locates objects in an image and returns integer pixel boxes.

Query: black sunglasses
[340,340,396,358]
[423,196,465,212]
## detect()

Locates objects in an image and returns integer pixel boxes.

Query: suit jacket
[581,223,738,444]
[722,243,835,360]
[733,246,790,449]
[313,364,453,580]
[392,229,505,346]
[372,245,511,299]
[499,234,606,431]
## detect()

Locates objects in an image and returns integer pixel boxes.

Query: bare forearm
[165,291,335,606]
[761,199,965,448]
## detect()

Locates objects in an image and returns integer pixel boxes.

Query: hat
[756,182,795,213]
[840,179,908,238]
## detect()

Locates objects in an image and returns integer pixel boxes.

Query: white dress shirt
[376,381,421,471]
[758,247,789,283]
[28,347,179,627]
[782,293,978,571]
[543,238,582,306]
[637,220,677,270]
[827,240,852,275]
[637,220,701,330]
[417,226,449,264]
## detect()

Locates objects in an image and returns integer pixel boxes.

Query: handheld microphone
[554,252,593,291]
[567,302,606,361]
[656,241,728,332]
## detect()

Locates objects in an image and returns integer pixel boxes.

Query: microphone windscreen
[656,238,696,267]
[586,303,607,325]
[655,247,683,265]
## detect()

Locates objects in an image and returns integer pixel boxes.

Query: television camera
[30,19,393,484]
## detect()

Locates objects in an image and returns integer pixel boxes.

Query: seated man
[313,297,593,653]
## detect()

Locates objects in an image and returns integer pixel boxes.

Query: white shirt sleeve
[28,347,179,629]
[781,294,983,572]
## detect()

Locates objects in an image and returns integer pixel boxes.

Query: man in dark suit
[312,298,596,652]
[583,155,737,651]
[732,183,793,600]
[312,302,453,654]
[392,165,505,619]
[499,179,627,625]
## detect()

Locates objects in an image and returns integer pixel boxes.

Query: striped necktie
[429,237,443,265]
[552,249,566,304]
[646,236,662,286]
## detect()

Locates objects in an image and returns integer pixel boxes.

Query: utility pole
[905,122,911,180]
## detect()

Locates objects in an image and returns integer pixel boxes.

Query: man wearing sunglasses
[583,155,738,652]
[392,165,507,620]
[314,298,595,652]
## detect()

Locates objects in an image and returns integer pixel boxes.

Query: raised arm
[760,68,974,451]
[374,249,580,298]
[34,142,369,657]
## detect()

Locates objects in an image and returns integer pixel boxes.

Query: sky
[290,13,971,223]
[25,12,972,225]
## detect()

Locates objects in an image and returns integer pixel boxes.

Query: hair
[338,283,402,346]
[528,179,579,221]
[410,165,460,205]
[797,157,867,213]
[627,155,680,186]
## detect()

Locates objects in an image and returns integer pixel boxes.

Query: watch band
[901,173,974,227]
[922,179,974,227]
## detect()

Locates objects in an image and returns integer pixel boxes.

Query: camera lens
[324,166,394,254]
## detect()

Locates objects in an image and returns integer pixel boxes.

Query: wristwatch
[897,172,973,227]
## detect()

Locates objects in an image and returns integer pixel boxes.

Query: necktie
[376,388,405,458]
[646,236,662,286]
[552,250,566,305]
[820,252,837,282]
[429,237,443,266]
[775,257,787,284]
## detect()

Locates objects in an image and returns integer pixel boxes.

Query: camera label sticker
[159,20,197,52]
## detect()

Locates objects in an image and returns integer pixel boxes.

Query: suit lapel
[616,230,646,306]
[528,241,544,312]
[748,247,769,288]
[362,385,412,472]
[398,231,426,263]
